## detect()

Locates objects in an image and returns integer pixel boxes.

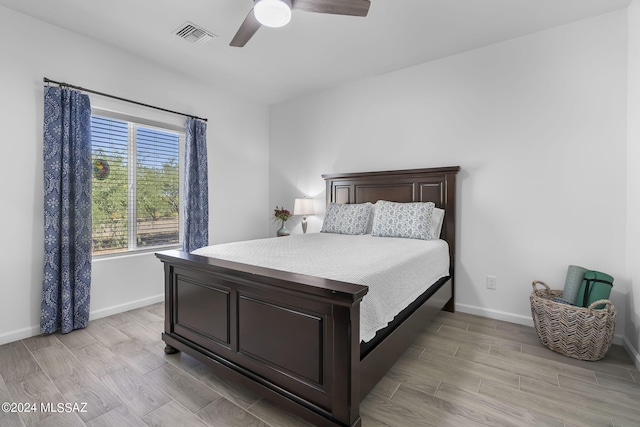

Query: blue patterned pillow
[321,203,372,235]
[371,201,434,240]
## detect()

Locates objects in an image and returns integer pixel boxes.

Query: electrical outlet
[486,275,497,290]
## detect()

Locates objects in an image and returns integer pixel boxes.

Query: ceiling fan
[230,0,371,47]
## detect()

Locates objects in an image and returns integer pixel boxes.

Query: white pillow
[371,201,435,240]
[365,202,377,234]
[431,207,445,239]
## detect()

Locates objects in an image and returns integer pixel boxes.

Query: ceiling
[0,0,631,105]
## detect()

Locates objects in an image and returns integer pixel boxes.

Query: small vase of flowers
[273,206,292,237]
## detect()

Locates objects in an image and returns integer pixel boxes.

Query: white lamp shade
[294,198,315,216]
[254,0,292,28]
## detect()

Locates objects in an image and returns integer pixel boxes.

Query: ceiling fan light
[254,0,292,28]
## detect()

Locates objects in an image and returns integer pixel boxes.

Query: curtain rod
[43,77,207,122]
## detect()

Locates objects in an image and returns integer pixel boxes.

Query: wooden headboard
[322,166,460,310]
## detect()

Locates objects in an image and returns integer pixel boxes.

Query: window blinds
[91,115,181,255]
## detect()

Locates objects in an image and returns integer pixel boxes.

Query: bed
[156,166,460,427]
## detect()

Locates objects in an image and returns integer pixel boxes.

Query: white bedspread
[192,233,449,342]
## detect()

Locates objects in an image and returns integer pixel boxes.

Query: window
[91,113,184,255]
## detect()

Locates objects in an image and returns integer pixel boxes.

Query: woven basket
[530,280,616,361]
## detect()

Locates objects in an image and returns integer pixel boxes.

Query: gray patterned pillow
[320,202,372,235]
[371,201,434,240]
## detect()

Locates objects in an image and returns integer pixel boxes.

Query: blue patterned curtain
[41,86,92,334]
[183,117,209,252]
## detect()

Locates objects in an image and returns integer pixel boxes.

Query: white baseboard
[622,336,640,373]
[454,303,626,346]
[455,303,535,327]
[0,294,164,346]
[88,294,164,321]
[0,325,41,346]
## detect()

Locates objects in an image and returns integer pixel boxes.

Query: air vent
[174,22,217,44]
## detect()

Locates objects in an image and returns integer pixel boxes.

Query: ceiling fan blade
[292,0,370,17]
[230,8,262,47]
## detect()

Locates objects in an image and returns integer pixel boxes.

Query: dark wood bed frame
[156,166,459,427]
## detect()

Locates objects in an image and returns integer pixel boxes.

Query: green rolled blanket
[576,270,613,309]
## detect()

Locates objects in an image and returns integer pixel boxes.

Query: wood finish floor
[1,304,639,427]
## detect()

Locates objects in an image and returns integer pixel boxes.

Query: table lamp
[293,198,314,234]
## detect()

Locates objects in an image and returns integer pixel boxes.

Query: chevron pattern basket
[530,281,616,361]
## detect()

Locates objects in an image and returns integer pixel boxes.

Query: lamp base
[302,217,308,234]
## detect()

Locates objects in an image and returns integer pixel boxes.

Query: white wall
[626,0,640,365]
[0,6,270,344]
[270,11,630,342]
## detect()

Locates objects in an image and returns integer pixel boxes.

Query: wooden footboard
[157,250,368,427]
